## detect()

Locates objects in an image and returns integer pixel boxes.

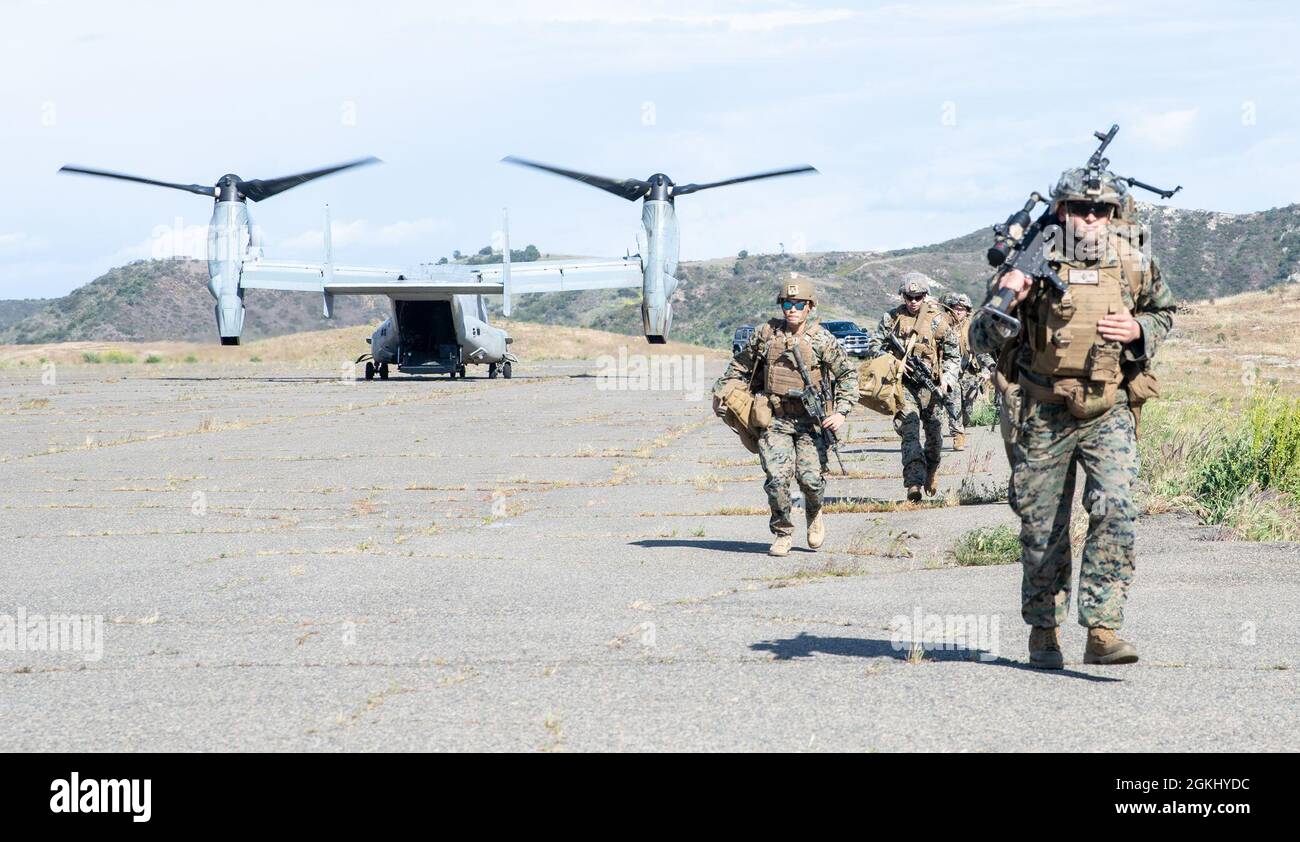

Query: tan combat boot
[953,432,967,451]
[906,485,923,503]
[924,466,939,497]
[1084,627,1139,665]
[769,534,793,557]
[1028,625,1064,670]
[807,512,825,550]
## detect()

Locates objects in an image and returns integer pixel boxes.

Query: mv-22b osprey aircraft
[60,155,816,378]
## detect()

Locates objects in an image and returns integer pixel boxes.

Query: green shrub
[968,398,997,428]
[144,355,163,364]
[184,354,198,363]
[103,350,136,364]
[1140,394,1300,541]
[81,352,101,364]
[951,524,1020,566]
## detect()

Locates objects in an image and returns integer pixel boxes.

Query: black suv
[821,320,873,358]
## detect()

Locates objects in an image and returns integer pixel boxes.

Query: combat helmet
[898,272,931,298]
[1051,167,1129,218]
[778,274,816,305]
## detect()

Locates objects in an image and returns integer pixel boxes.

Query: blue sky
[3,0,1299,298]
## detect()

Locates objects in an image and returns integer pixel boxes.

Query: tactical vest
[890,301,943,370]
[944,312,971,363]
[1011,227,1153,418]
[759,319,823,397]
[1027,258,1127,384]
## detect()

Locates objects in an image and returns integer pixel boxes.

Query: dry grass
[1156,282,1300,401]
[0,320,721,369]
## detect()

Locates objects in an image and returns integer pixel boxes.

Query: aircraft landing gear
[379,362,389,380]
[488,363,498,379]
[502,361,512,379]
[364,361,375,380]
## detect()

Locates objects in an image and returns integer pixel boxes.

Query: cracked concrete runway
[1,360,1296,751]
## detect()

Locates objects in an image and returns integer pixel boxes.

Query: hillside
[5,201,1300,348]
[507,201,1300,348]
[0,259,388,344]
[0,299,49,332]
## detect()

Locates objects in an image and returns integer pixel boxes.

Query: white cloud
[1132,108,1200,149]
[0,231,49,255]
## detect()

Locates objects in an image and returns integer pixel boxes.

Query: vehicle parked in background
[821,320,874,357]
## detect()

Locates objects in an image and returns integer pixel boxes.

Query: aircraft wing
[240,256,642,297]
[472,258,643,293]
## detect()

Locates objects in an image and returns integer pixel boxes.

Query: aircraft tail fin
[322,203,335,319]
[501,208,512,317]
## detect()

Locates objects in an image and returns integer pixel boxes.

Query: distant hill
[5,202,1299,348]
[0,299,49,332]
[0,259,388,345]
[507,202,1300,348]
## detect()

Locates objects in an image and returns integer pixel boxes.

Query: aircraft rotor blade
[237,156,381,202]
[57,165,215,197]
[671,165,818,197]
[502,156,650,201]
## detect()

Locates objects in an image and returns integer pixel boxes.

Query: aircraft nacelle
[207,200,251,345]
[639,199,680,343]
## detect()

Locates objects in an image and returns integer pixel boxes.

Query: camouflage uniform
[872,280,961,491]
[715,317,858,537]
[939,300,996,436]
[970,172,1176,631]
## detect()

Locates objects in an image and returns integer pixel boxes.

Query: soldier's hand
[999,268,1032,310]
[1098,308,1142,344]
[822,412,845,434]
[711,395,723,416]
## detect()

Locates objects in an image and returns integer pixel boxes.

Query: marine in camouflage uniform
[969,166,1176,669]
[939,293,996,450]
[714,278,859,556]
[871,272,961,502]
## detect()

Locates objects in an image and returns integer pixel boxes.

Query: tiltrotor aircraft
[502,157,817,342]
[59,154,817,377]
[59,158,644,379]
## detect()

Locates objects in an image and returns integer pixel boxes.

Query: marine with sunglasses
[871,272,961,502]
[969,167,1176,669]
[713,277,859,556]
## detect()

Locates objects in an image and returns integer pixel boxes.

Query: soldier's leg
[793,422,829,516]
[756,420,798,536]
[892,388,926,488]
[920,393,944,469]
[946,383,964,437]
[1011,404,1081,628]
[1074,404,1140,629]
[961,376,980,427]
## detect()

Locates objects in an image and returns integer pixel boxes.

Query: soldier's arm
[968,307,1009,357]
[817,331,859,414]
[713,326,763,398]
[1127,258,1176,362]
[870,313,894,358]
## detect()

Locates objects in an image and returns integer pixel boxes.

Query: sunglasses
[1065,201,1115,218]
[780,300,810,311]
[903,294,926,302]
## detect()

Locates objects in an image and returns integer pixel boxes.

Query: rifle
[981,124,1182,337]
[883,332,950,411]
[782,344,846,475]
